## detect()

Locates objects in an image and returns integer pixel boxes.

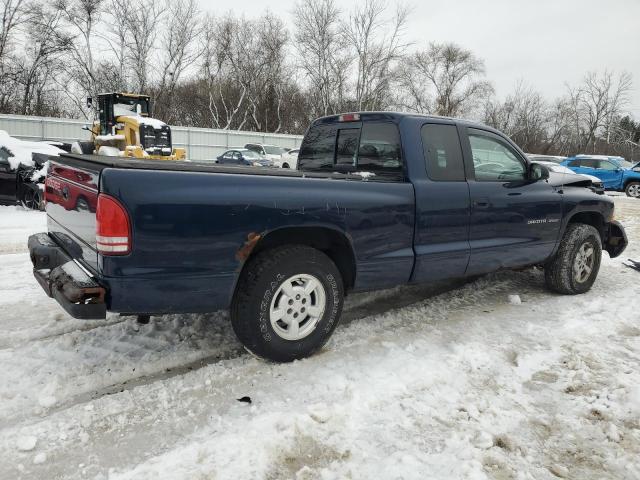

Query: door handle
[473,199,490,209]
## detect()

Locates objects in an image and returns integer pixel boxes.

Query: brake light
[338,113,360,122]
[96,194,131,255]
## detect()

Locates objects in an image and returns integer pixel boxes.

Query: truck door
[594,159,624,189]
[411,122,471,283]
[462,127,562,275]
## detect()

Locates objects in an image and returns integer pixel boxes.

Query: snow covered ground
[0,199,639,480]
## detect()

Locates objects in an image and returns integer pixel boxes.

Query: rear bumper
[28,233,107,319]
[604,220,628,258]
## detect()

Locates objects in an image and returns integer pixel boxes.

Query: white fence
[0,114,303,161]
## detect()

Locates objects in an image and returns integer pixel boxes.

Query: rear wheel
[230,245,344,362]
[544,223,602,294]
[21,186,43,210]
[625,182,640,198]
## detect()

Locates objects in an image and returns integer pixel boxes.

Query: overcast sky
[198,0,640,118]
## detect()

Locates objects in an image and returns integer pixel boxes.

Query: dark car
[0,148,47,209]
[28,112,627,362]
[215,149,274,167]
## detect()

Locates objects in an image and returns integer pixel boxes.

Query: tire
[544,223,602,295]
[20,186,43,210]
[282,163,290,169]
[625,181,640,198]
[230,245,344,362]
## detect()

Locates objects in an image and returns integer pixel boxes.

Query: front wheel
[625,182,640,198]
[544,223,602,294]
[230,245,344,362]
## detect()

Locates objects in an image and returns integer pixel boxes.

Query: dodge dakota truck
[28,112,628,361]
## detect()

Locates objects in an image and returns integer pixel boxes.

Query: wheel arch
[233,226,357,301]
[566,211,606,241]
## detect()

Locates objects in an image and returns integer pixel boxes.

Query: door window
[421,124,465,181]
[469,132,526,181]
[596,160,617,171]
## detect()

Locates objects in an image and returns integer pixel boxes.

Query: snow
[0,130,64,170]
[119,115,168,129]
[0,197,639,479]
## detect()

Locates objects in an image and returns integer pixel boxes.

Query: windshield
[546,164,574,174]
[619,159,633,169]
[242,150,262,159]
[264,146,284,155]
[113,98,150,117]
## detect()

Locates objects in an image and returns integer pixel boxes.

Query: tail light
[96,194,131,255]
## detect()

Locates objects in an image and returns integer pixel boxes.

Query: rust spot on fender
[236,232,262,261]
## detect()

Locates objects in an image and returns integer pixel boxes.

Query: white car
[281,148,300,169]
[244,144,289,168]
[534,160,605,194]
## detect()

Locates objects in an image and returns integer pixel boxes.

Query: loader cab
[87,93,152,136]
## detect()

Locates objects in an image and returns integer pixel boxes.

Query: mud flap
[604,220,628,258]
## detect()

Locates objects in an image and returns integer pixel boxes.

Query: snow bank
[0,130,64,170]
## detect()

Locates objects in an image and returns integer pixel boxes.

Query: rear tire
[230,245,344,362]
[544,223,602,294]
[625,181,640,198]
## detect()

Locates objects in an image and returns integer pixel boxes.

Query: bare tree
[397,42,493,117]
[123,0,164,92]
[293,0,350,119]
[54,0,106,116]
[484,82,547,152]
[154,0,201,122]
[344,0,409,111]
[17,2,71,115]
[0,0,26,62]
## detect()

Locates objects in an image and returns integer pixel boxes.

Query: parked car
[28,112,627,362]
[216,149,274,167]
[0,131,64,209]
[244,143,287,167]
[561,155,640,197]
[527,154,566,164]
[533,160,605,194]
[281,148,300,169]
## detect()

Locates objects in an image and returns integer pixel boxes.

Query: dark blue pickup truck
[28,112,628,361]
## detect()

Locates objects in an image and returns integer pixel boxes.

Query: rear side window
[357,123,402,174]
[298,124,338,170]
[298,122,403,179]
[336,128,359,166]
[421,124,465,181]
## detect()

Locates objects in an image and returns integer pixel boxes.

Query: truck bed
[55,153,379,181]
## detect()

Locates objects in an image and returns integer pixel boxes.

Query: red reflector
[338,113,360,122]
[96,194,131,255]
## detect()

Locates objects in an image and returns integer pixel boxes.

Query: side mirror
[529,163,550,181]
[86,97,93,109]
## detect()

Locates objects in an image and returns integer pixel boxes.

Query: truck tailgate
[45,159,100,272]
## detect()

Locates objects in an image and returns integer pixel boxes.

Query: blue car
[561,155,640,197]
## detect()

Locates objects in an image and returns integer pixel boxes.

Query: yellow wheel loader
[73,92,186,161]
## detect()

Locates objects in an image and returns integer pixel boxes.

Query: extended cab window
[421,124,465,181]
[469,131,526,181]
[298,122,403,179]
